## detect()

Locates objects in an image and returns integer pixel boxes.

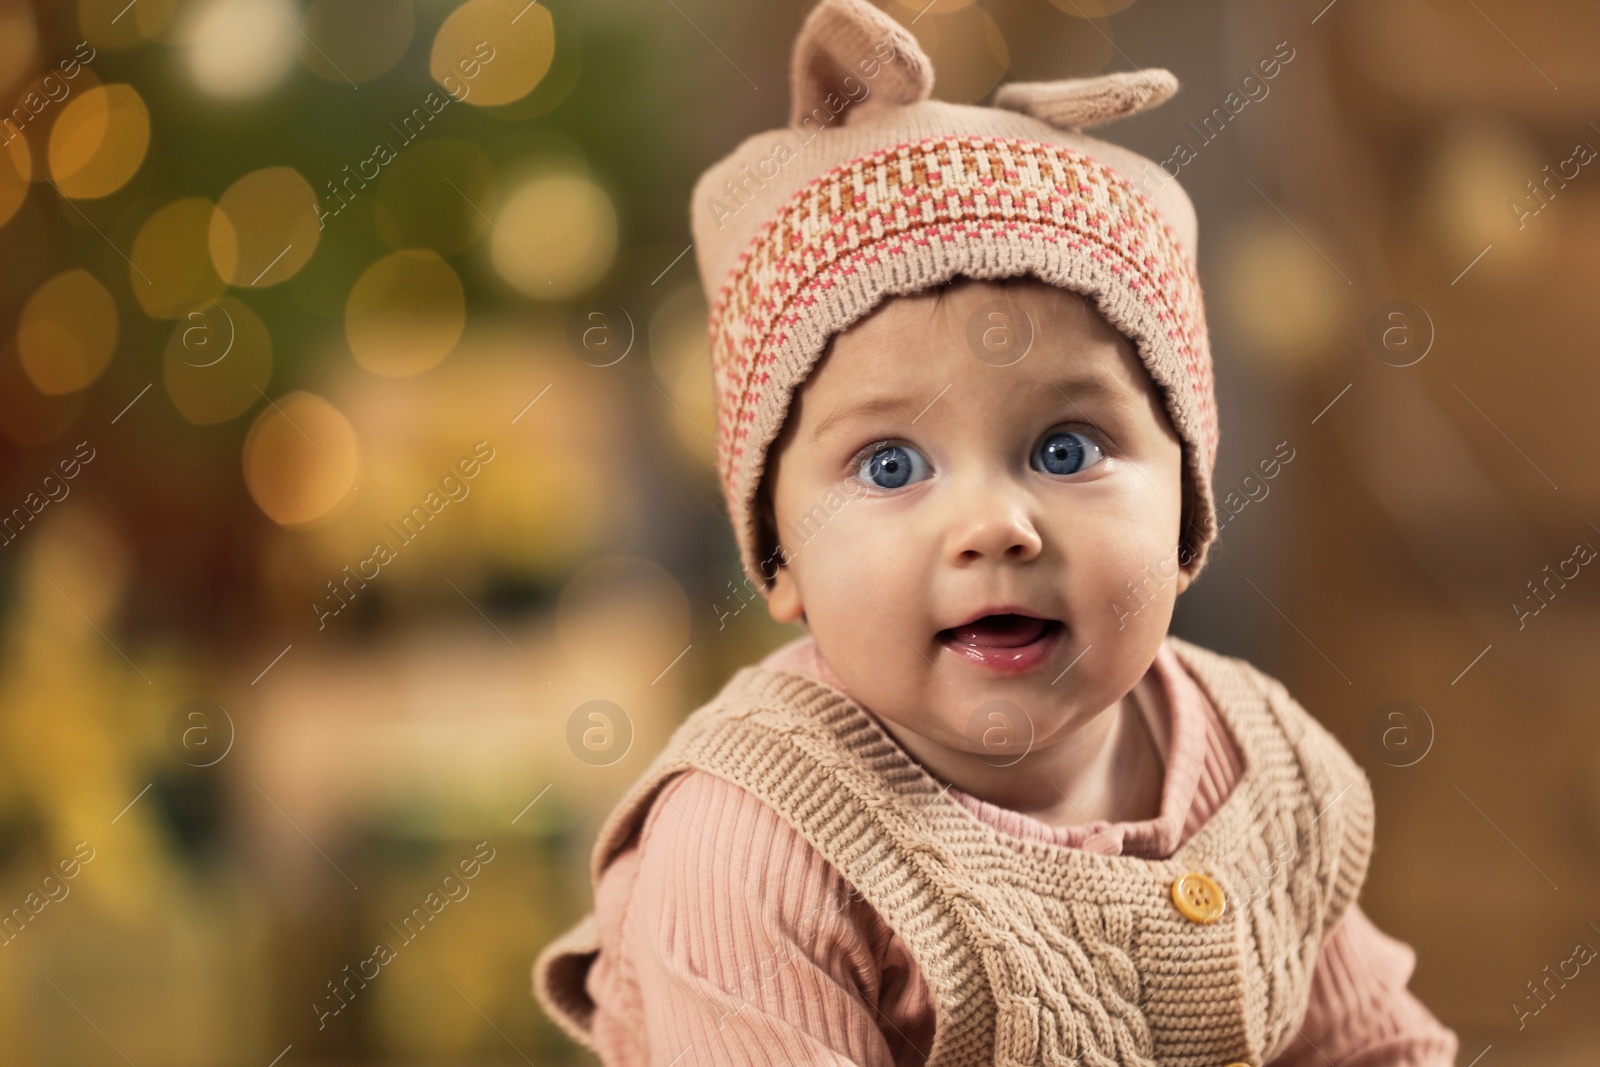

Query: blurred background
[0,0,1596,1062]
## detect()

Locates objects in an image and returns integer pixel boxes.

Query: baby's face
[762,277,1190,765]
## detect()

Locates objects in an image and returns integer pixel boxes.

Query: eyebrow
[808,374,1134,446]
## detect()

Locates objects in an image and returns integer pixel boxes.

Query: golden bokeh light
[78,0,184,48]
[210,167,320,287]
[491,171,616,299]
[185,0,301,98]
[475,4,580,124]
[373,139,496,255]
[7,66,106,173]
[47,83,150,199]
[78,0,146,49]
[893,2,1009,105]
[480,438,606,577]
[1219,212,1346,374]
[1420,116,1547,271]
[301,0,414,84]
[26,506,130,630]
[163,297,273,424]
[131,197,228,318]
[0,133,31,229]
[648,281,716,469]
[243,391,360,526]
[17,269,118,395]
[556,556,690,689]
[430,0,553,107]
[306,331,618,585]
[0,338,87,446]
[345,249,465,376]
[1045,0,1138,17]
[136,0,193,44]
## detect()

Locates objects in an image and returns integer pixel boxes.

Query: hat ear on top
[992,68,1180,131]
[790,0,1179,134]
[789,0,933,127]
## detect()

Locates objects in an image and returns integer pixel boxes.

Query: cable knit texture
[532,635,1460,1066]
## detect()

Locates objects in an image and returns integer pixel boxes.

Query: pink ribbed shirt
[580,635,1458,1066]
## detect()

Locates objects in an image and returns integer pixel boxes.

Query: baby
[534,2,1458,1064]
[754,274,1182,834]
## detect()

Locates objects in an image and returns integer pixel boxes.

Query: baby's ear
[789,0,933,128]
[992,68,1179,132]
[1174,566,1193,597]
[766,562,806,625]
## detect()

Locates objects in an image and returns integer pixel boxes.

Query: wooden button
[1170,871,1225,923]
[1222,1062,1252,1067]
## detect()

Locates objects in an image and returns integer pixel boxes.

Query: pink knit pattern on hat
[707,133,1218,587]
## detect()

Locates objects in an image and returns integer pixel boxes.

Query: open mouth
[936,614,1065,672]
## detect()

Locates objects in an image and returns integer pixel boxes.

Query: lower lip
[937,620,1065,673]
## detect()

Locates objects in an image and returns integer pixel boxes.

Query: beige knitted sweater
[535,635,1375,1066]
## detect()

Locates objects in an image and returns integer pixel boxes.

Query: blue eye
[856,443,928,490]
[1034,430,1104,475]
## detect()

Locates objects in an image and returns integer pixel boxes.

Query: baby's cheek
[815,526,920,621]
[805,523,935,661]
[1084,529,1183,639]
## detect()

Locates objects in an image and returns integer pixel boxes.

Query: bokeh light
[430,0,554,107]
[47,83,149,199]
[1419,116,1547,271]
[78,0,186,48]
[163,297,273,424]
[893,1,1009,104]
[648,281,716,468]
[345,249,465,377]
[184,0,301,99]
[17,269,118,395]
[210,167,320,287]
[300,0,414,84]
[1046,0,1139,16]
[490,171,616,299]
[0,339,87,446]
[473,1,580,123]
[556,556,690,689]
[25,506,130,630]
[1218,211,1345,373]
[242,391,360,526]
[302,329,619,592]
[78,0,145,50]
[131,197,228,318]
[9,65,105,176]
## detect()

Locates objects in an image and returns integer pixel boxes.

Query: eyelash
[845,424,1119,486]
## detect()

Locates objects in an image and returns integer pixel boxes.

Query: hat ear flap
[992,68,1179,131]
[789,0,933,128]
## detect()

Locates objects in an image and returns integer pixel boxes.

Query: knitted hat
[690,0,1219,596]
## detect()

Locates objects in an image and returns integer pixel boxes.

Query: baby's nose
[942,485,1044,564]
